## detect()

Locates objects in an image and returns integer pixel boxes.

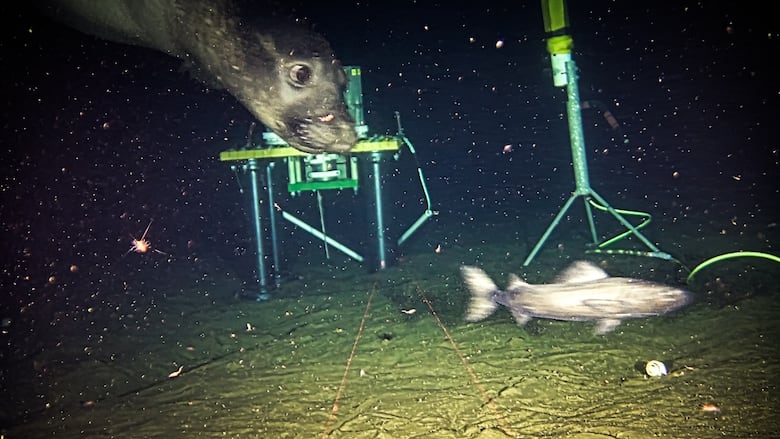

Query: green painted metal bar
[523,60,671,266]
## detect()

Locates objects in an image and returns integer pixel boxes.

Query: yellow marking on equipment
[219,139,400,161]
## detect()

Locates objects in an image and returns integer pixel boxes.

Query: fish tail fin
[460,266,500,322]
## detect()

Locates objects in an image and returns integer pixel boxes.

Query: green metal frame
[522,60,672,266]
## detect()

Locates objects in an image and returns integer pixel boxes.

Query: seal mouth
[287,113,357,154]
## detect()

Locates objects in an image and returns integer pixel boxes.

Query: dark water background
[1,1,778,437]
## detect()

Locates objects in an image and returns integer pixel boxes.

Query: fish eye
[289,64,312,86]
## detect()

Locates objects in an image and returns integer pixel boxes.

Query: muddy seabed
[5,253,778,439]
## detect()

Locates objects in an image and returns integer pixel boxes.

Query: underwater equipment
[220,66,436,299]
[525,0,674,266]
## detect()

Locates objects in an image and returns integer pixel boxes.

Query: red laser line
[321,285,376,438]
[418,286,516,437]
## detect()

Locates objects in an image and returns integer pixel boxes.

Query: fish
[460,261,692,334]
[37,0,358,154]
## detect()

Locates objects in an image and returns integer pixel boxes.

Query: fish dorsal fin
[554,261,609,284]
[506,273,529,290]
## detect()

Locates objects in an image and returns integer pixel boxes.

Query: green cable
[579,200,779,287]
[686,251,780,284]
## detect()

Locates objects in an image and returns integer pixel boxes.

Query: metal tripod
[523,60,672,266]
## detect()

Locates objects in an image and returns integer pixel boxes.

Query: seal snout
[286,112,357,153]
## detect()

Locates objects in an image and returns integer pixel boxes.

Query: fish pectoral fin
[509,308,531,326]
[594,318,622,334]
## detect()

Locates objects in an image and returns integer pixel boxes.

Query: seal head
[38,0,358,154]
[230,22,358,153]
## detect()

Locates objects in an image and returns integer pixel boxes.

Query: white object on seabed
[645,360,668,377]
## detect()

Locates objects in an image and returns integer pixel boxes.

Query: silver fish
[461,261,691,334]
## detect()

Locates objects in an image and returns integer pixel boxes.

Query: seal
[38,0,358,154]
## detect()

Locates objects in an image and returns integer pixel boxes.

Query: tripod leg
[523,192,580,266]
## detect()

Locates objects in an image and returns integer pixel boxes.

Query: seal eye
[289,64,312,86]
